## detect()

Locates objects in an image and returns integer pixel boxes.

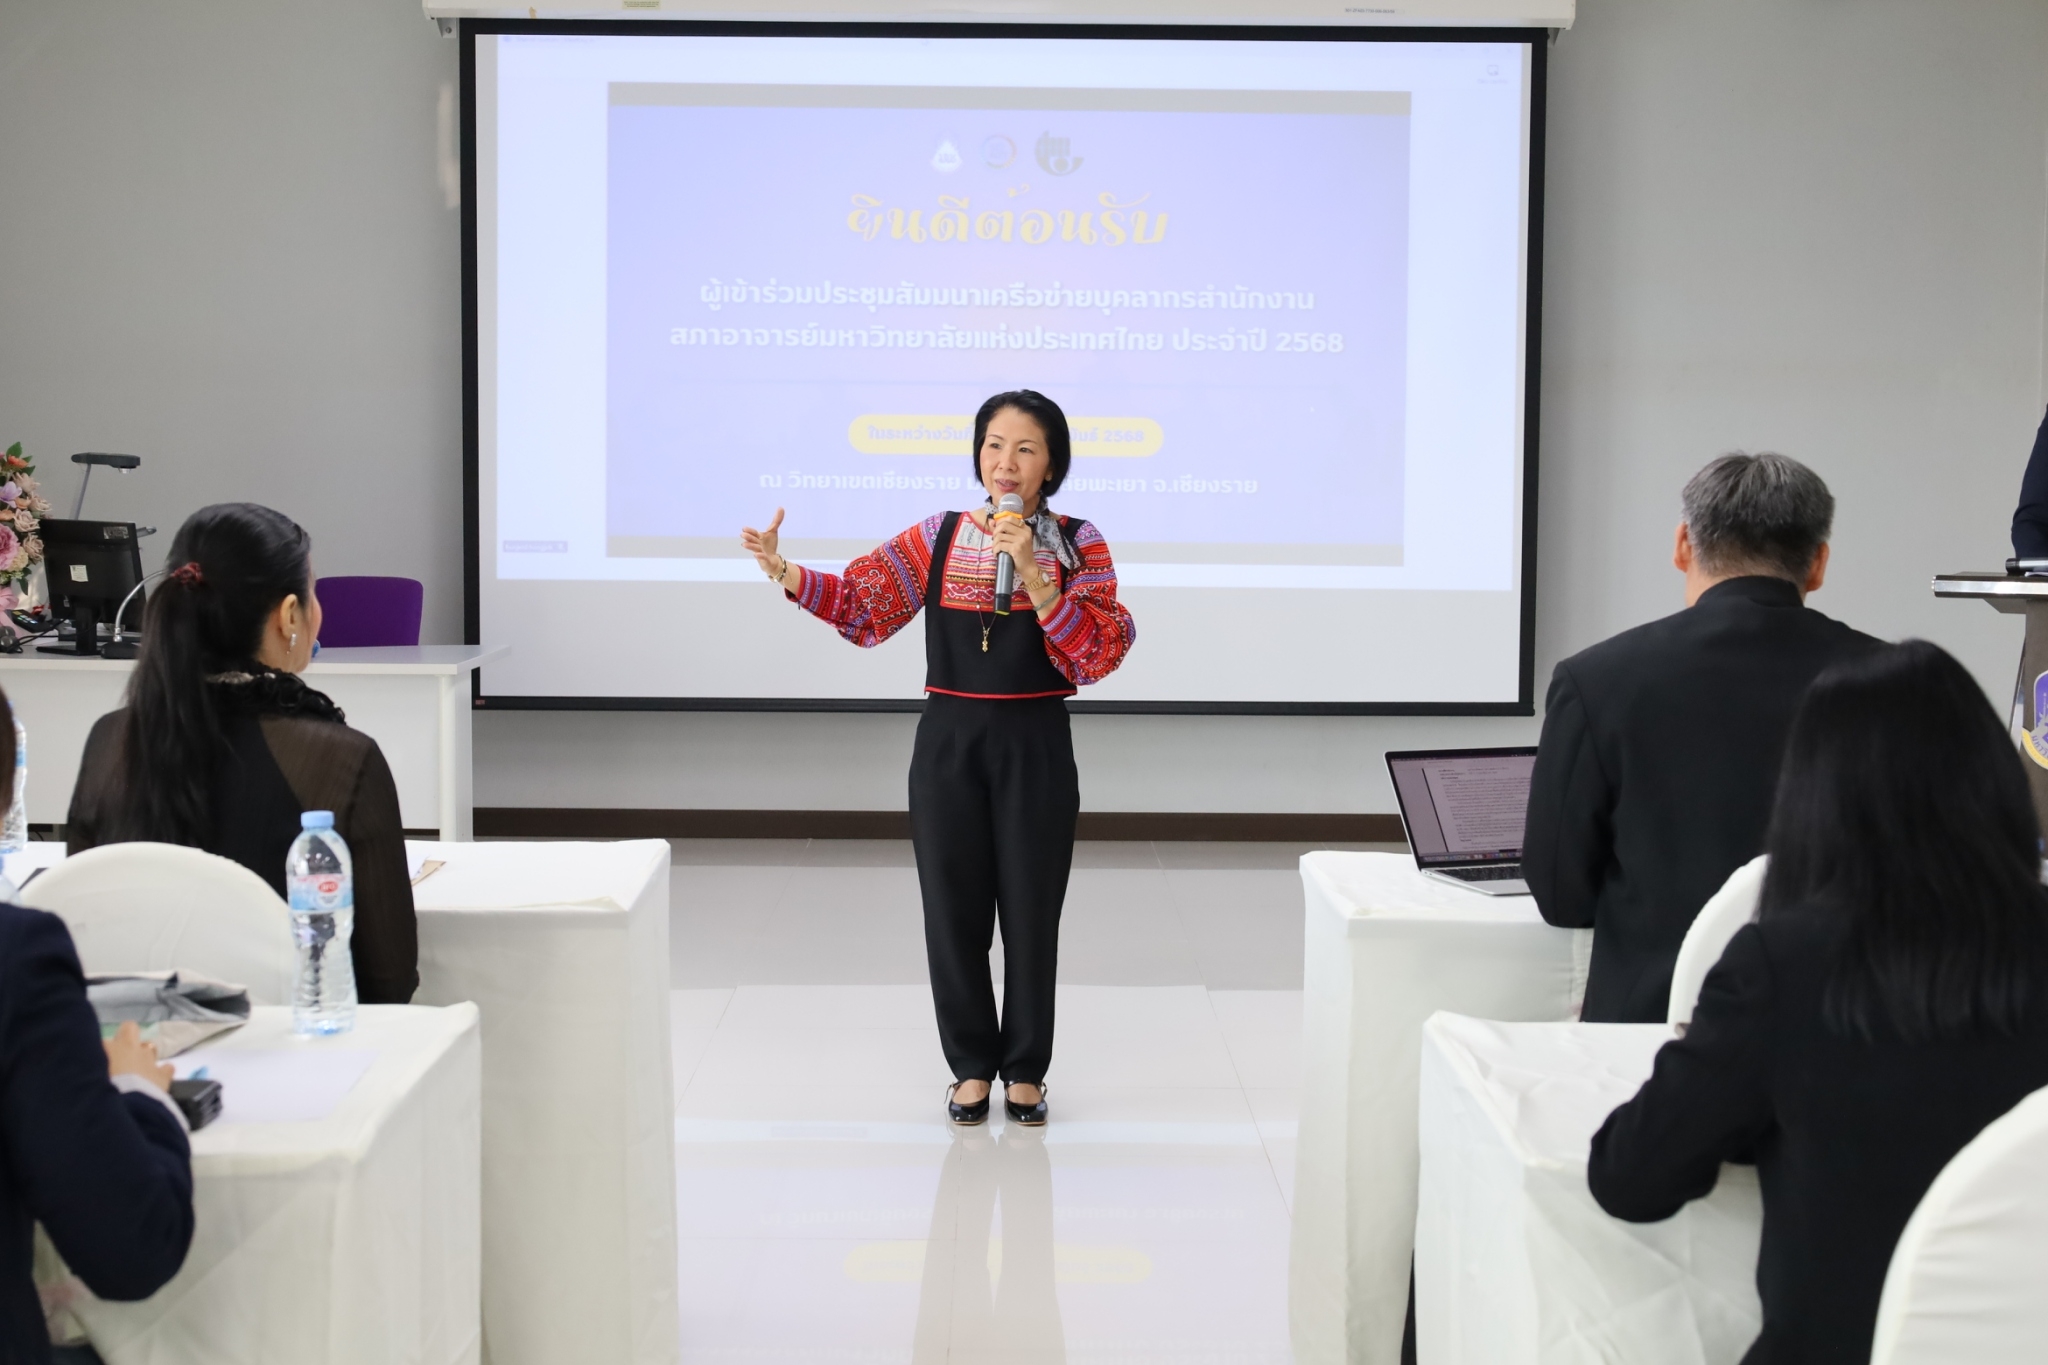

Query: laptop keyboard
[1437,864,1524,882]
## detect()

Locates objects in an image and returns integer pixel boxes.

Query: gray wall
[0,0,463,632]
[4,0,2046,815]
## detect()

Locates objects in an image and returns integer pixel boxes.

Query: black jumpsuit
[910,511,1082,1086]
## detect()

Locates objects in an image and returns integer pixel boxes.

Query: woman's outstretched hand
[741,509,786,580]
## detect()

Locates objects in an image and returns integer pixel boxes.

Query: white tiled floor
[667,839,1392,1364]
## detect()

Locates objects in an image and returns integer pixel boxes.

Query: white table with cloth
[1290,852,1592,1365]
[52,1004,483,1365]
[1415,1013,1763,1365]
[408,838,680,1365]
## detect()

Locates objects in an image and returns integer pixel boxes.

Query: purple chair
[315,576,424,648]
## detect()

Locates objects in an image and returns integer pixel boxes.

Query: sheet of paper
[408,855,446,886]
[174,1047,378,1124]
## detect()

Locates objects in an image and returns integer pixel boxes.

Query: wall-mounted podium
[1934,572,2048,826]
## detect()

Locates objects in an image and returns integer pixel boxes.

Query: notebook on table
[1384,747,1538,897]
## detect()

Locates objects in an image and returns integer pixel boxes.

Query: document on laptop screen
[1418,753,1535,856]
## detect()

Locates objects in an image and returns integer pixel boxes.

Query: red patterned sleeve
[785,514,945,648]
[1039,519,1136,686]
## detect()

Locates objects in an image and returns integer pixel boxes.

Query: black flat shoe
[947,1081,991,1127]
[1004,1083,1048,1127]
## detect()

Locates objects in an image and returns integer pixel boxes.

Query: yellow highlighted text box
[848,414,1162,458]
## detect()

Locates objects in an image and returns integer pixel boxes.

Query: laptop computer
[1384,746,1539,896]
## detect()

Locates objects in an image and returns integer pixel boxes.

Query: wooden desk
[0,644,506,837]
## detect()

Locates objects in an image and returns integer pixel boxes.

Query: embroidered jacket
[786,511,1136,687]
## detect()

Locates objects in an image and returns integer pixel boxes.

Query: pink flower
[0,527,20,564]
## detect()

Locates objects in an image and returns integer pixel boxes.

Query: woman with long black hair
[1588,640,2048,1364]
[66,503,417,1004]
[741,390,1135,1126]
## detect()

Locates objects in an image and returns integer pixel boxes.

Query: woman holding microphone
[742,390,1135,1127]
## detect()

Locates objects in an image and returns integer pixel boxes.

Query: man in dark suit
[2008,405,2048,557]
[1524,452,1881,1022]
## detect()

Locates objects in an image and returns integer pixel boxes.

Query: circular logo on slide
[931,140,962,173]
[981,135,1016,169]
[1034,132,1083,176]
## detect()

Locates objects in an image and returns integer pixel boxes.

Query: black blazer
[1523,577,1879,1021]
[0,904,193,1363]
[68,699,418,1004]
[1588,913,2048,1365]
[2010,405,2048,558]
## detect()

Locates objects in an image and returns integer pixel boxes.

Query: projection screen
[465,23,1544,713]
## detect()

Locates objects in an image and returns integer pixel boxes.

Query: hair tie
[171,562,205,587]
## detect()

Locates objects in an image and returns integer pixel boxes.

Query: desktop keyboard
[1437,864,1524,882]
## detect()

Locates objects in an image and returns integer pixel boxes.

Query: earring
[290,631,298,652]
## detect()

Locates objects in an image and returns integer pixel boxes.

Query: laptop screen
[1386,748,1537,865]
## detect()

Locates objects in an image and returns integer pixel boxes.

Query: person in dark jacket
[2008,406,2048,558]
[1524,452,1880,1022]
[0,686,194,1364]
[64,503,417,1003]
[1588,640,2048,1365]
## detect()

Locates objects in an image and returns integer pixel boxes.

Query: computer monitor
[37,519,145,657]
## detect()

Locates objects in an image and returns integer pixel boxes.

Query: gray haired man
[1523,452,1882,1022]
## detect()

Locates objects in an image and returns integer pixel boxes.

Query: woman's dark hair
[970,390,1071,500]
[119,503,313,844]
[1760,639,2048,1042]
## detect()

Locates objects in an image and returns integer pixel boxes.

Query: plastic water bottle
[0,720,25,855]
[287,811,356,1036]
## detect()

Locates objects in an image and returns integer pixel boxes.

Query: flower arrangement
[0,443,51,626]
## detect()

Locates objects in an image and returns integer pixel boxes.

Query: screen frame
[1384,744,1539,864]
[461,17,1547,717]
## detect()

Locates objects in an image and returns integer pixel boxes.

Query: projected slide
[604,87,1409,569]
[474,32,1537,707]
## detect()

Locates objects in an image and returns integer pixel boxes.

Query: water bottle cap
[300,810,335,830]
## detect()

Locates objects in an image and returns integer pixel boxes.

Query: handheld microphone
[991,493,1026,617]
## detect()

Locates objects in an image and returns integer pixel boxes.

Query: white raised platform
[0,644,506,838]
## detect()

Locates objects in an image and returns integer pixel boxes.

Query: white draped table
[12,837,680,1365]
[1415,1014,1763,1365]
[409,839,679,1365]
[74,1004,483,1365]
[1291,852,1591,1365]
[0,645,504,837]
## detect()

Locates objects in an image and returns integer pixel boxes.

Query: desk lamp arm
[68,453,142,521]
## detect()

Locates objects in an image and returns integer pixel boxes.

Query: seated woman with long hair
[66,503,417,1003]
[1589,639,2048,1364]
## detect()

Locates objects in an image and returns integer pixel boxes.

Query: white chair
[1870,1084,2048,1364]
[21,842,296,1005]
[1666,854,1768,1028]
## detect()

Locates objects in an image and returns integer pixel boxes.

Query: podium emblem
[2028,671,2048,769]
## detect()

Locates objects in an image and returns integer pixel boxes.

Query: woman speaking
[742,390,1135,1127]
